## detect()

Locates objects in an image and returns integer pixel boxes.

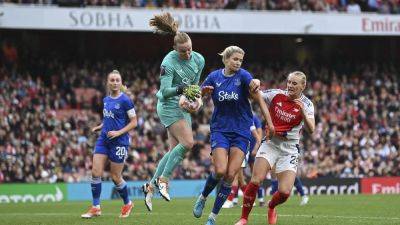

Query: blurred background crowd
[0,37,399,183]
[1,0,400,14]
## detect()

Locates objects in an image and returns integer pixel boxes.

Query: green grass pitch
[0,195,399,225]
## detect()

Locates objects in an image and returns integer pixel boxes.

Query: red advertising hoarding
[361,177,400,194]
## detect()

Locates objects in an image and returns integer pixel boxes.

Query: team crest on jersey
[234,79,241,86]
[293,108,299,112]
[160,66,166,76]
[277,102,282,107]
[114,103,120,109]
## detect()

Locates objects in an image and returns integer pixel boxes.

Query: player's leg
[194,147,228,218]
[235,158,271,225]
[295,177,309,205]
[143,131,178,211]
[223,173,238,208]
[235,141,276,225]
[81,149,108,218]
[269,168,278,195]
[207,147,244,225]
[149,131,178,187]
[109,148,133,218]
[267,151,298,225]
[158,119,194,200]
[249,154,265,206]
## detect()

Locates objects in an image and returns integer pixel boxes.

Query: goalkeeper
[142,12,205,211]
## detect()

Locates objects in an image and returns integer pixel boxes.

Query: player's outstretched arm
[251,91,275,137]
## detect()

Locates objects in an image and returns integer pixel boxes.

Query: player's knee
[110,173,122,184]
[250,177,262,186]
[214,167,227,179]
[91,167,102,178]
[277,186,292,195]
[181,140,194,149]
[224,172,236,183]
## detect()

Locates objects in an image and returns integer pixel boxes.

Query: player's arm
[294,99,315,134]
[92,123,103,132]
[108,101,138,139]
[201,73,214,96]
[251,91,275,137]
[158,65,182,99]
[250,127,262,157]
[249,79,260,93]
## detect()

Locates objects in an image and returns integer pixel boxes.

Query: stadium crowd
[0,53,399,183]
[1,0,400,14]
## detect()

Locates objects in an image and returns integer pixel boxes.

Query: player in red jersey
[234,71,315,225]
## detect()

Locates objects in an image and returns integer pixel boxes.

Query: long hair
[149,12,191,47]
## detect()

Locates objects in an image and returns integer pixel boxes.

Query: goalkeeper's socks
[294,177,305,196]
[201,173,220,198]
[212,181,231,215]
[161,144,187,178]
[115,180,130,205]
[241,182,258,220]
[91,177,102,206]
[270,179,278,195]
[268,191,290,209]
[150,151,171,187]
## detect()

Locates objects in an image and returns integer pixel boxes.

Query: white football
[179,95,203,113]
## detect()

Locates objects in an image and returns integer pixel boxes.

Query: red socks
[227,186,238,201]
[268,191,290,209]
[241,182,259,220]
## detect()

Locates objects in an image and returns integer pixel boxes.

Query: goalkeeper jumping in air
[142,12,205,211]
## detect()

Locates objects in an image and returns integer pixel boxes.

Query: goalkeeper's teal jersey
[156,50,205,127]
[156,50,205,102]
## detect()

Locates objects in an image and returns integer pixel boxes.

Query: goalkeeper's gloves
[176,84,201,101]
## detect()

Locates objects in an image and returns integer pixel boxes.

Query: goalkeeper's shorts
[157,100,191,128]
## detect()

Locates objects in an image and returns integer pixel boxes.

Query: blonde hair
[149,12,191,47]
[107,70,123,94]
[218,46,245,64]
[288,71,307,85]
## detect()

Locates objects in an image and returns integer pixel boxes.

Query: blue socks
[258,187,264,199]
[91,177,102,206]
[115,180,130,205]
[270,177,305,196]
[270,179,278,195]
[212,181,232,214]
[202,173,220,198]
[294,177,305,196]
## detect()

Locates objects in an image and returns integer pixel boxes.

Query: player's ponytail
[149,12,191,47]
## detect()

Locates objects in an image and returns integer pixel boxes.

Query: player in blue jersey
[192,46,275,225]
[81,70,137,219]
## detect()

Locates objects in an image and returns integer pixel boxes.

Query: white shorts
[255,138,300,173]
[241,151,250,168]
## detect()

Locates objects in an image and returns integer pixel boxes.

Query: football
[178,95,203,113]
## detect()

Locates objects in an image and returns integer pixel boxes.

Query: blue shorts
[210,131,250,154]
[94,138,129,163]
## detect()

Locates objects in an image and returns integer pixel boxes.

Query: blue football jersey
[202,68,253,137]
[101,93,135,145]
